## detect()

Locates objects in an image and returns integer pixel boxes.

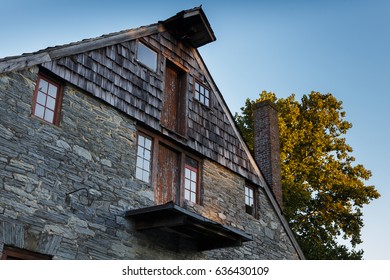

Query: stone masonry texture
[0,67,299,259]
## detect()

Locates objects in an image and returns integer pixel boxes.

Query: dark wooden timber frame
[125,202,252,251]
[31,72,63,126]
[1,246,52,260]
[137,126,203,207]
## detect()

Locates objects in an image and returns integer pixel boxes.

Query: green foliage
[235,91,380,259]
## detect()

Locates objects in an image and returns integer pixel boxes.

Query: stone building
[0,7,304,260]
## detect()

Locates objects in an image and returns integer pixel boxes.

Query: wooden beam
[0,24,161,74]
[49,25,160,60]
[0,52,51,74]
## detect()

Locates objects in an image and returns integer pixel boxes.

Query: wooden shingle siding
[41,30,261,185]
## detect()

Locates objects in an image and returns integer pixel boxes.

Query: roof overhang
[162,7,216,48]
[125,202,252,251]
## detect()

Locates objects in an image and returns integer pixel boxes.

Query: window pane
[143,159,150,169]
[144,138,152,150]
[191,170,196,181]
[36,91,47,106]
[144,150,151,161]
[185,178,190,189]
[205,97,209,107]
[44,109,54,123]
[185,190,190,201]
[48,83,58,98]
[34,104,45,118]
[142,170,150,182]
[137,146,143,157]
[191,181,196,192]
[137,42,157,71]
[195,91,199,101]
[136,156,143,168]
[38,79,48,93]
[185,168,191,179]
[46,96,56,110]
[136,168,143,180]
[190,193,196,203]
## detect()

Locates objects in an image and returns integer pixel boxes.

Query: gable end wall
[41,31,261,186]
[0,67,299,259]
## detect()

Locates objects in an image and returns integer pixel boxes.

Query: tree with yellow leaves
[235,91,380,259]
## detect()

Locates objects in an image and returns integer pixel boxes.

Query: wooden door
[162,63,179,131]
[155,143,180,205]
[161,61,186,135]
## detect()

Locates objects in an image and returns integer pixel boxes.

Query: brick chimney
[253,100,283,208]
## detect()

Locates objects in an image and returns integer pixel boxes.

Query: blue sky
[1,0,389,259]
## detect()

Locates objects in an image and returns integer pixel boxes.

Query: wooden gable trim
[0,24,162,74]
[49,25,161,60]
[0,52,51,74]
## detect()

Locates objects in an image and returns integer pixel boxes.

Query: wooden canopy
[125,202,252,251]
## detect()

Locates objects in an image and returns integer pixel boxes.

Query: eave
[125,202,252,251]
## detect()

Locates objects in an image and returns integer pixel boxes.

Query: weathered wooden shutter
[161,61,186,135]
[161,64,179,131]
[155,143,180,205]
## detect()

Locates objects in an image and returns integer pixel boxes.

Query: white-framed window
[184,157,199,203]
[245,185,257,217]
[136,133,153,183]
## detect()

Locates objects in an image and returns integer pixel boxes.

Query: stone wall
[195,160,299,259]
[0,67,299,259]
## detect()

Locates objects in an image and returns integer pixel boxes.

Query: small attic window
[137,41,158,72]
[194,80,210,107]
[32,73,63,125]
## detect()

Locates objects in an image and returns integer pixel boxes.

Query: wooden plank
[0,52,51,73]
[49,25,160,60]
[156,143,180,205]
[161,63,179,131]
